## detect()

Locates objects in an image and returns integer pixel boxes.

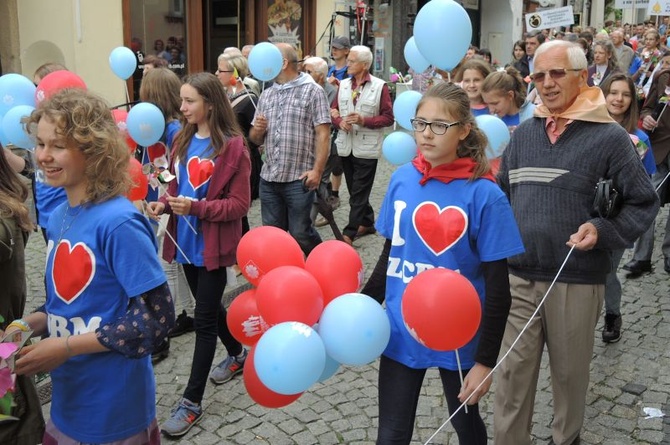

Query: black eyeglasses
[530,68,582,83]
[215,69,233,74]
[410,118,460,135]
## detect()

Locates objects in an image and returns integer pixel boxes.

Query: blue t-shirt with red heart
[174,135,216,266]
[376,163,524,370]
[45,196,166,443]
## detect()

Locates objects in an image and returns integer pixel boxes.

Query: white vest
[335,75,386,159]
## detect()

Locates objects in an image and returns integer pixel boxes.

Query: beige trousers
[493,274,603,445]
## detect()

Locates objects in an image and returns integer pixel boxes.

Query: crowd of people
[1,18,668,444]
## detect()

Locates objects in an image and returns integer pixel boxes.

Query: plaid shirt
[255,73,331,183]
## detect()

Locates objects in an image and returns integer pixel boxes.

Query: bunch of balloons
[384,0,474,166]
[231,227,391,408]
[0,71,88,149]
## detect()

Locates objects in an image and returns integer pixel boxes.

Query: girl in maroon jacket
[148,72,251,438]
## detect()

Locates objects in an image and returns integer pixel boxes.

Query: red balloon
[401,268,481,351]
[227,289,270,346]
[305,240,364,306]
[243,349,302,408]
[255,266,324,326]
[236,226,305,286]
[35,70,87,105]
[111,109,138,153]
[127,157,148,201]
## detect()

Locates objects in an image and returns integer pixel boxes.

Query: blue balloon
[126,102,166,147]
[318,353,340,382]
[0,74,37,116]
[0,121,11,147]
[248,42,283,82]
[109,46,137,80]
[382,131,417,166]
[254,322,326,395]
[403,37,430,73]
[318,293,390,366]
[2,105,35,149]
[414,0,472,70]
[475,114,511,159]
[393,90,422,131]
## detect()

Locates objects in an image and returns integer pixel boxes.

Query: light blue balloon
[248,42,283,82]
[0,74,37,116]
[2,105,35,149]
[318,353,340,382]
[403,37,430,73]
[126,102,166,147]
[475,114,510,159]
[393,90,422,131]
[414,0,472,70]
[382,131,417,166]
[318,293,390,366]
[254,322,326,395]
[109,46,137,80]
[0,119,11,147]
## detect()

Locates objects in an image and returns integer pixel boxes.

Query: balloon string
[454,349,468,414]
[157,216,193,265]
[422,245,576,445]
[161,190,199,236]
[124,82,131,110]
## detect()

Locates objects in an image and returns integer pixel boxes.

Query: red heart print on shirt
[187,156,215,190]
[413,202,468,256]
[53,241,95,304]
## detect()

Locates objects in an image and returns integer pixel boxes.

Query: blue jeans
[260,178,322,255]
[377,355,487,445]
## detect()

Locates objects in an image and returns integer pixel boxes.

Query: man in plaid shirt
[250,43,331,255]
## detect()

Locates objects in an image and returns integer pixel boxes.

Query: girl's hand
[166,196,192,216]
[146,201,165,219]
[15,337,70,375]
[458,362,493,405]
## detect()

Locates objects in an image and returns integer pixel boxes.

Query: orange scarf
[412,153,495,185]
[534,86,615,123]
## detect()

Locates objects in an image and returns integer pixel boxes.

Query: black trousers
[341,154,377,238]
[377,355,487,445]
[181,265,242,404]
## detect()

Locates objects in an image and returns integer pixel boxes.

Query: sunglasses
[530,68,582,83]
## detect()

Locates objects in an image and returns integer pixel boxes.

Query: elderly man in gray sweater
[494,40,659,445]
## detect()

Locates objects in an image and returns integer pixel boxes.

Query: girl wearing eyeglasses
[363,82,524,444]
[481,66,535,134]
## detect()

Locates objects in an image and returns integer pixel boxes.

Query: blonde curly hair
[26,88,132,204]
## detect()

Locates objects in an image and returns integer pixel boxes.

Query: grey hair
[304,56,328,77]
[350,45,373,70]
[535,40,588,70]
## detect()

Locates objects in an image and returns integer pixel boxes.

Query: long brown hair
[172,72,242,161]
[0,146,33,231]
[26,89,131,204]
[600,73,638,134]
[417,82,490,179]
[139,68,182,122]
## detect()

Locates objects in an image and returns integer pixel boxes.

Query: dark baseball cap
[331,36,351,49]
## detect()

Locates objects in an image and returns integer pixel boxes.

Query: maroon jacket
[161,135,251,271]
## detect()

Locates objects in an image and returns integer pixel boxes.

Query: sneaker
[209,349,247,385]
[602,313,622,343]
[168,310,195,338]
[161,398,203,437]
[315,215,330,227]
[151,338,170,364]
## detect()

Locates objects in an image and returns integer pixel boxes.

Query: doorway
[204,0,248,72]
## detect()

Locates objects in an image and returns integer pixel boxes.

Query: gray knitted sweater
[498,118,659,284]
